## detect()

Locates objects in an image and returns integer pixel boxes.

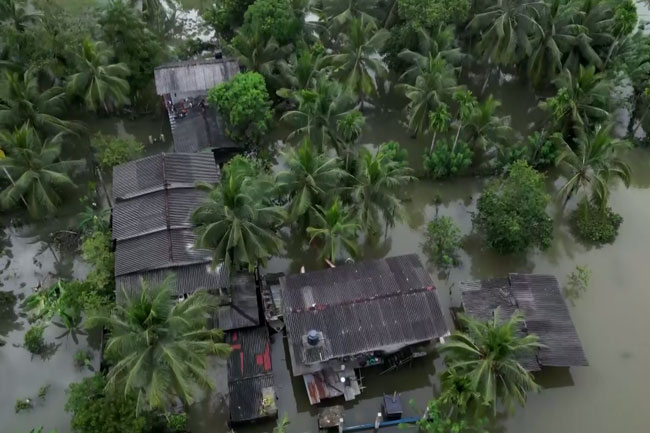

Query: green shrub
[66,374,162,433]
[242,0,300,45]
[424,216,462,269]
[74,349,93,369]
[564,265,591,305]
[497,132,559,173]
[571,199,623,244]
[166,413,188,433]
[379,140,409,167]
[398,0,470,28]
[24,325,46,354]
[203,0,255,41]
[91,133,144,170]
[474,160,553,254]
[81,229,115,298]
[423,140,473,179]
[207,72,273,146]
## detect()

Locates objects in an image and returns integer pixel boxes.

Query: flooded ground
[3,2,650,432]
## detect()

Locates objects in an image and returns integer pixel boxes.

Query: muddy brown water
[4,2,650,432]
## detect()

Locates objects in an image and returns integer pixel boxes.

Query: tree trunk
[429,131,437,153]
[452,121,462,153]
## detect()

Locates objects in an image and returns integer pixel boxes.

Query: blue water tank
[307,330,320,346]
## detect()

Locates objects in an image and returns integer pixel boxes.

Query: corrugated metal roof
[112,152,223,286]
[227,326,275,423]
[216,273,260,331]
[112,188,206,241]
[228,374,275,423]
[154,58,240,95]
[460,274,588,370]
[112,153,218,201]
[460,278,540,371]
[115,262,228,300]
[281,255,449,370]
[114,228,210,276]
[509,274,589,367]
[169,103,240,153]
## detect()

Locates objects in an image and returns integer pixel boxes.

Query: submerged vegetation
[2,0,649,431]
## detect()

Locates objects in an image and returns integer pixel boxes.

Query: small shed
[460,274,589,370]
[154,58,242,155]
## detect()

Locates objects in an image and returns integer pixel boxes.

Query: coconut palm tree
[67,39,130,113]
[336,110,365,168]
[527,0,580,89]
[439,309,543,414]
[539,65,611,138]
[351,148,414,236]
[465,95,512,153]
[276,140,347,223]
[228,27,291,88]
[307,198,359,262]
[276,48,329,93]
[0,0,42,32]
[193,156,286,273]
[0,124,84,219]
[397,54,458,138]
[563,0,615,72]
[0,71,75,135]
[397,24,464,78]
[281,76,357,150]
[557,124,631,206]
[327,18,389,105]
[320,0,380,30]
[451,89,477,152]
[427,104,451,152]
[467,0,546,66]
[86,277,230,412]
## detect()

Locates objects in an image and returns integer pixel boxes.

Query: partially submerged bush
[74,349,93,369]
[571,199,623,244]
[423,140,473,179]
[166,413,188,433]
[15,397,34,413]
[24,325,46,354]
[91,133,144,170]
[424,216,462,269]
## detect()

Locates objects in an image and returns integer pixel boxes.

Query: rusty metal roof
[227,327,275,423]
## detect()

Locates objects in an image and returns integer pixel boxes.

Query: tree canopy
[474,160,553,254]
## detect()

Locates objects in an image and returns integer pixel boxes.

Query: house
[280,254,450,404]
[460,273,589,371]
[112,152,228,299]
[154,57,242,158]
[111,152,276,424]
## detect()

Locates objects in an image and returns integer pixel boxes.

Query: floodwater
[3,2,650,433]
